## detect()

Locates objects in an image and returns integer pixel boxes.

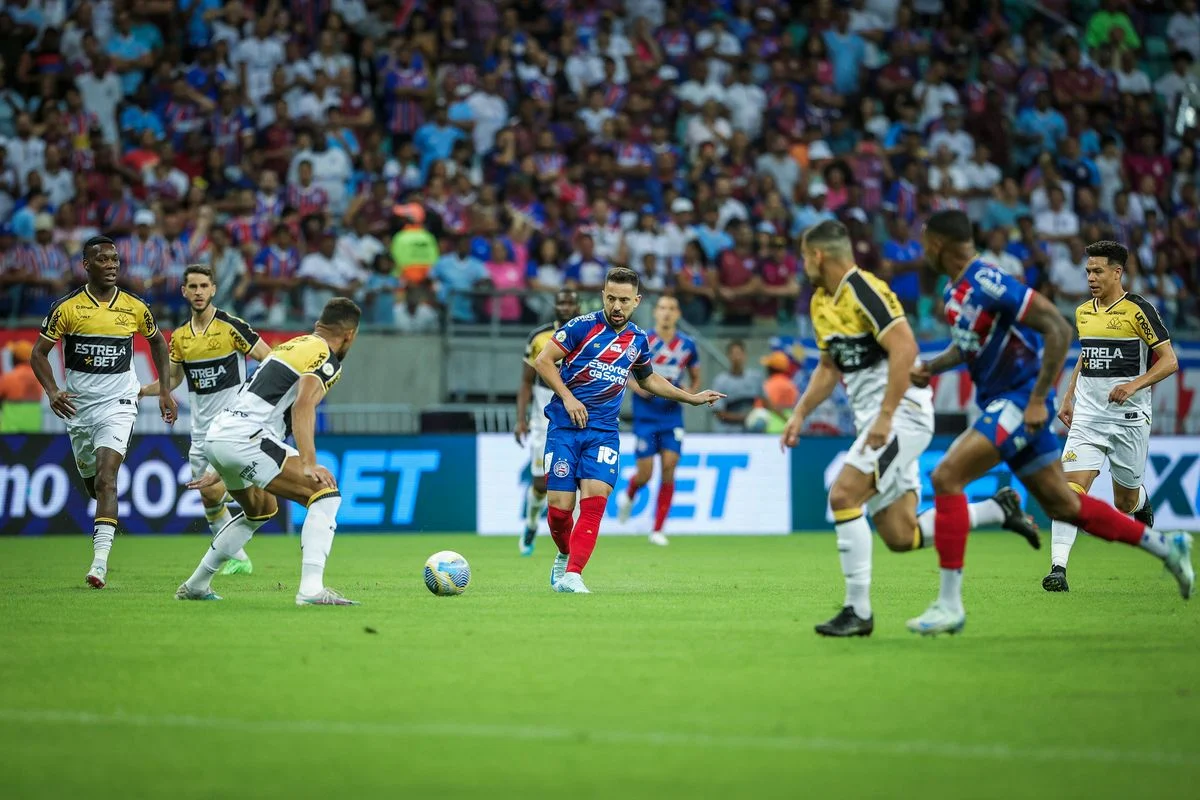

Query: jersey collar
[832,266,860,298]
[1094,292,1127,313]
[83,285,119,308]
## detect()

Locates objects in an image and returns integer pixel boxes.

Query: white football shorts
[1060,417,1150,489]
[843,398,935,516]
[529,386,553,478]
[204,434,298,491]
[66,399,138,479]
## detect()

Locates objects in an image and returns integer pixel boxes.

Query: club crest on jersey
[553,459,570,478]
[1106,318,1124,330]
[626,345,639,360]
[321,362,335,377]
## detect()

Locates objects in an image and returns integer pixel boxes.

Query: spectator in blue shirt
[1056,137,1100,190]
[431,233,490,323]
[179,0,222,48]
[1014,90,1067,165]
[106,11,151,95]
[980,178,1031,232]
[414,104,466,182]
[694,203,735,261]
[882,217,924,314]
[118,86,165,147]
[823,10,867,96]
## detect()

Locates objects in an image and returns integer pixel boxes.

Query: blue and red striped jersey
[545,312,653,432]
[942,259,1043,406]
[631,329,700,427]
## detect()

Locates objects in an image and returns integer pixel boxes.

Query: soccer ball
[745,407,772,433]
[424,550,471,596]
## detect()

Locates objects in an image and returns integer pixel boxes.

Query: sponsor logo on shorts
[240,463,258,481]
[1063,450,1077,463]
[553,459,570,478]
[1125,412,1140,420]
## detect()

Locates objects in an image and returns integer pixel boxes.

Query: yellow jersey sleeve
[216,310,261,354]
[39,296,76,342]
[132,294,159,339]
[847,270,905,339]
[168,329,184,363]
[1128,294,1170,349]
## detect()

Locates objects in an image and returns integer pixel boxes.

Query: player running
[177,298,361,606]
[781,220,1038,638]
[514,288,581,556]
[617,294,701,546]
[30,235,177,589]
[910,210,1193,635]
[1045,240,1178,592]
[532,267,724,593]
[139,264,272,574]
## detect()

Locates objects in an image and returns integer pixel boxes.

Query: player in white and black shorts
[781,221,1039,637]
[30,236,177,589]
[1045,240,1178,592]
[513,289,580,556]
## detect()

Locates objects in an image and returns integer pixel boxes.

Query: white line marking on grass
[1,708,1197,767]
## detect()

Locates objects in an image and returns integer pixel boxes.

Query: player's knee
[1113,494,1139,514]
[930,464,962,496]
[878,527,915,552]
[828,482,859,512]
[532,475,547,494]
[93,469,118,499]
[1042,490,1081,522]
[200,485,225,506]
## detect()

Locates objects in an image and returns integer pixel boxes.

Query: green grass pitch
[0,532,1197,799]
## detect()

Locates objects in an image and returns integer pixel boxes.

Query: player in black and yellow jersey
[29,235,177,589]
[138,264,272,575]
[780,220,1036,637]
[1046,240,1179,592]
[177,297,361,606]
[514,288,580,556]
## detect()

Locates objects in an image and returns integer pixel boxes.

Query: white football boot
[617,491,633,523]
[906,600,966,636]
[648,533,669,547]
[555,572,590,593]
[550,553,568,588]
[85,564,107,589]
[1165,533,1196,599]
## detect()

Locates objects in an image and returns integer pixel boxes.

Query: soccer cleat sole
[85,574,105,589]
[1042,572,1070,593]
[907,619,966,637]
[814,624,874,638]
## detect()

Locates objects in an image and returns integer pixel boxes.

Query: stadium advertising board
[476,433,791,535]
[0,435,283,535]
[790,435,1200,531]
[290,435,475,533]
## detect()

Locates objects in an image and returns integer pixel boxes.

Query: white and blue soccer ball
[745,407,773,433]
[424,550,471,596]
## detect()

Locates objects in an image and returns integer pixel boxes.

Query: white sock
[968,499,1005,528]
[835,513,873,618]
[526,485,547,531]
[299,495,342,596]
[1139,527,1171,559]
[917,509,936,548]
[1132,485,1148,513]
[186,514,265,592]
[92,521,115,568]
[938,568,964,614]
[205,503,233,538]
[1051,520,1078,568]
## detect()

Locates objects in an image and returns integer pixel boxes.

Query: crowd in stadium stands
[0,0,1198,335]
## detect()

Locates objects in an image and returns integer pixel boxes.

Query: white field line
[0,708,1198,767]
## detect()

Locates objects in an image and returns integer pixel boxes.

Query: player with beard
[515,288,581,556]
[139,264,272,573]
[532,268,725,593]
[31,235,177,588]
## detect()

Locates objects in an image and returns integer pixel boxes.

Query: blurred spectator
[883,216,924,315]
[298,230,363,320]
[201,225,249,310]
[0,340,41,433]
[1048,236,1092,317]
[757,351,799,432]
[980,227,1025,280]
[1169,1,1200,61]
[716,223,760,326]
[390,203,439,284]
[396,284,441,334]
[711,340,763,432]
[433,232,490,324]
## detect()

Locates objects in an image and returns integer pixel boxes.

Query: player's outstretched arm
[1017,290,1073,431]
[635,371,724,406]
[1110,340,1179,405]
[782,354,840,450]
[534,342,588,427]
[30,336,75,419]
[146,330,178,424]
[1058,354,1083,427]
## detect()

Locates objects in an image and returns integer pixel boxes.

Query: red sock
[567,495,607,574]
[934,494,970,570]
[547,506,573,554]
[625,478,642,501]
[654,482,674,532]
[1072,494,1145,545]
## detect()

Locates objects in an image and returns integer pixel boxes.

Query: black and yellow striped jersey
[169,309,261,439]
[524,322,557,390]
[1073,292,1169,426]
[810,267,929,429]
[38,286,158,410]
[207,333,342,442]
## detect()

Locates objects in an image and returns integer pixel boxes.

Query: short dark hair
[604,266,640,293]
[318,297,362,331]
[1085,239,1129,267]
[803,219,851,249]
[925,210,974,243]
[82,235,115,258]
[183,263,215,283]
[727,339,745,353]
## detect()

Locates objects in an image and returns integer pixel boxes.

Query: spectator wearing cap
[0,340,42,432]
[432,231,491,324]
[12,212,69,312]
[756,351,799,433]
[298,229,364,320]
[390,203,440,285]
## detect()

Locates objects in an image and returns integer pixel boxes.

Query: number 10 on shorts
[596,446,618,465]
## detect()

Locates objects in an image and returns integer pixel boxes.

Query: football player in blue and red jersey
[533,268,724,593]
[908,210,1193,635]
[617,294,701,546]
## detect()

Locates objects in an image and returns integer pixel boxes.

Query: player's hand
[1057,401,1074,429]
[48,390,77,419]
[780,413,803,451]
[303,463,337,489]
[1108,382,1136,405]
[514,419,529,445]
[159,390,178,425]
[910,360,933,389]
[688,389,726,406]
[564,394,588,428]
[187,469,222,490]
[1024,399,1049,433]
[864,412,892,451]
